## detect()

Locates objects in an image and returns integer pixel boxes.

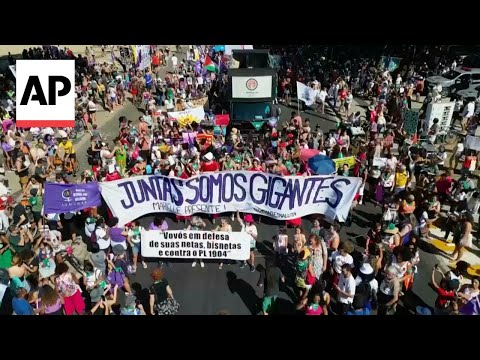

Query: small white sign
[232,75,272,99]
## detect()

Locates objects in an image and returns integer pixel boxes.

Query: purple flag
[44,182,101,214]
[194,61,202,75]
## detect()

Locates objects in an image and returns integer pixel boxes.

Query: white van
[425,67,480,97]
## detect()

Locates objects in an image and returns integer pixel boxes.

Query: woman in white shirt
[100,143,116,168]
[94,218,111,251]
[330,241,354,284]
[214,217,233,270]
[237,212,258,272]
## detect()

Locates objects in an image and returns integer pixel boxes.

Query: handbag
[156,298,180,315]
[151,284,180,315]
[383,209,393,222]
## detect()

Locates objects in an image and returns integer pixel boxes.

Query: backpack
[107,267,125,288]
[352,281,371,310]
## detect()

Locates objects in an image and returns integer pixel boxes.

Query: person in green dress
[113,139,127,174]
[0,233,12,270]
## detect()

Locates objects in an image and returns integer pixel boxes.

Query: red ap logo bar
[16,60,75,128]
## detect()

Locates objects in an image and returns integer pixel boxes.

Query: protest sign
[168,107,205,127]
[466,135,480,151]
[99,172,362,226]
[132,45,151,71]
[373,157,387,168]
[44,182,101,214]
[215,114,230,126]
[190,97,209,109]
[333,157,355,171]
[140,230,250,260]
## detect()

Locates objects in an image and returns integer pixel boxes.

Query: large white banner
[99,172,361,226]
[297,81,316,107]
[141,230,250,260]
[232,76,273,99]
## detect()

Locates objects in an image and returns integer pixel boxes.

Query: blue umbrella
[308,154,336,175]
[213,45,225,52]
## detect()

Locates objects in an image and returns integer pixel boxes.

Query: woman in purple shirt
[149,216,169,231]
[108,217,129,250]
[1,135,14,170]
[39,285,63,315]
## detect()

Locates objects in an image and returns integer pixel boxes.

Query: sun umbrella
[300,148,320,162]
[307,154,336,175]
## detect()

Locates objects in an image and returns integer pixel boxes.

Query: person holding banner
[188,216,207,268]
[237,212,257,272]
[214,217,232,270]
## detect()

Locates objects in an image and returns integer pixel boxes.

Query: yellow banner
[333,156,355,170]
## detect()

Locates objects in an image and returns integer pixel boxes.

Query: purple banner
[44,182,102,214]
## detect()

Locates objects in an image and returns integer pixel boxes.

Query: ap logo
[16,60,75,128]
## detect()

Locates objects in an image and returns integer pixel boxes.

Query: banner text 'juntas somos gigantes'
[100,172,361,226]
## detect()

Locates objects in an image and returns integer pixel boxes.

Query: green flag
[251,121,265,131]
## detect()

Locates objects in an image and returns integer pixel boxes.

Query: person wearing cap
[377,265,401,315]
[120,294,146,315]
[108,245,133,294]
[88,283,118,315]
[200,152,220,172]
[237,212,258,272]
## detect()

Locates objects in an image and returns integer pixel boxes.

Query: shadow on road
[131,282,152,315]
[226,271,261,315]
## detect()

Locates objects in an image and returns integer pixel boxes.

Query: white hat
[359,262,374,275]
[203,152,214,161]
[58,130,68,138]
